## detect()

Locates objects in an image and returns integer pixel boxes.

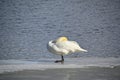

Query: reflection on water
[0,0,120,59]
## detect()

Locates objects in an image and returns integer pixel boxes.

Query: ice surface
[0,57,120,73]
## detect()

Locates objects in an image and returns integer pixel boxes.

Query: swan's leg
[55,55,64,64]
[61,55,64,62]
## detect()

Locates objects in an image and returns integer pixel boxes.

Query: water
[0,0,120,59]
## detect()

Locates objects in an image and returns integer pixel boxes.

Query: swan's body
[47,37,87,63]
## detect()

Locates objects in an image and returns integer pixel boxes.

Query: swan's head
[56,37,68,42]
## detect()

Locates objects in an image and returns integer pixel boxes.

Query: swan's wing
[56,41,87,53]
[69,41,87,52]
[55,41,79,53]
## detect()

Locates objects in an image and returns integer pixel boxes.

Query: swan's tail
[79,48,88,52]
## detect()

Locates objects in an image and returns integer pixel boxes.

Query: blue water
[0,0,120,59]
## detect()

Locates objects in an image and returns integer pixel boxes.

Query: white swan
[47,37,87,63]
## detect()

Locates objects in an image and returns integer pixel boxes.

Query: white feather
[47,37,87,55]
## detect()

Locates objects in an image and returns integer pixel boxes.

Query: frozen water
[0,57,120,73]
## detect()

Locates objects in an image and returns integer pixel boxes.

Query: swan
[47,37,87,63]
